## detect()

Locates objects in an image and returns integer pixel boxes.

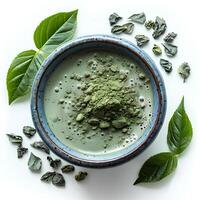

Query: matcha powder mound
[72,59,144,132]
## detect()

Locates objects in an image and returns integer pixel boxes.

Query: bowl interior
[31,35,166,167]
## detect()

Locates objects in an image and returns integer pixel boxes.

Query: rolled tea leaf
[135,35,150,47]
[61,165,75,173]
[28,152,42,172]
[167,97,193,154]
[41,171,56,182]
[52,173,65,186]
[162,43,178,57]
[152,16,167,39]
[152,44,162,55]
[164,32,177,43]
[17,146,28,158]
[111,23,134,35]
[134,152,178,185]
[47,156,61,169]
[31,141,50,154]
[123,23,134,34]
[160,59,172,73]
[111,25,125,34]
[145,20,155,30]
[178,62,191,82]
[23,126,36,138]
[128,12,146,24]
[75,171,88,181]
[109,13,122,26]
[7,134,23,145]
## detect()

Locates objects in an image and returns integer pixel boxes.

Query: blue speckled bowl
[31,35,167,168]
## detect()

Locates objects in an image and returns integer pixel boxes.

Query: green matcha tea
[43,50,153,155]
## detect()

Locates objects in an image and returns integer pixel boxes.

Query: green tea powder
[73,61,144,132]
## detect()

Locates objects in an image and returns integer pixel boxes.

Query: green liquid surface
[44,50,153,155]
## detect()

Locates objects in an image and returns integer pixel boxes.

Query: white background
[0,0,199,199]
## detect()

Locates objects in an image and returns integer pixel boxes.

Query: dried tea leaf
[23,126,36,138]
[75,171,88,181]
[128,12,146,24]
[152,44,162,55]
[47,156,61,169]
[111,25,125,34]
[52,173,65,186]
[111,23,134,35]
[124,23,134,34]
[28,152,42,172]
[61,165,75,173]
[178,62,191,82]
[41,171,56,182]
[145,20,155,30]
[109,13,122,26]
[17,146,28,158]
[135,35,150,47]
[31,141,50,154]
[162,43,178,57]
[7,134,23,145]
[164,32,177,43]
[152,16,167,39]
[160,59,172,73]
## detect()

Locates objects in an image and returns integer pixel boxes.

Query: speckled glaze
[31,35,167,168]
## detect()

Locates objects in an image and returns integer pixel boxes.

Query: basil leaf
[34,10,78,50]
[6,50,36,104]
[167,97,193,154]
[134,152,178,185]
[7,10,78,104]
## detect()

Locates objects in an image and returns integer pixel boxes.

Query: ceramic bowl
[31,35,167,168]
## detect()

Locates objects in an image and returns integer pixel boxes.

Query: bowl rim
[31,34,167,168]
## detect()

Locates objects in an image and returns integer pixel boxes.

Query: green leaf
[167,97,193,154]
[7,10,78,104]
[6,50,37,104]
[134,152,178,185]
[34,10,78,50]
